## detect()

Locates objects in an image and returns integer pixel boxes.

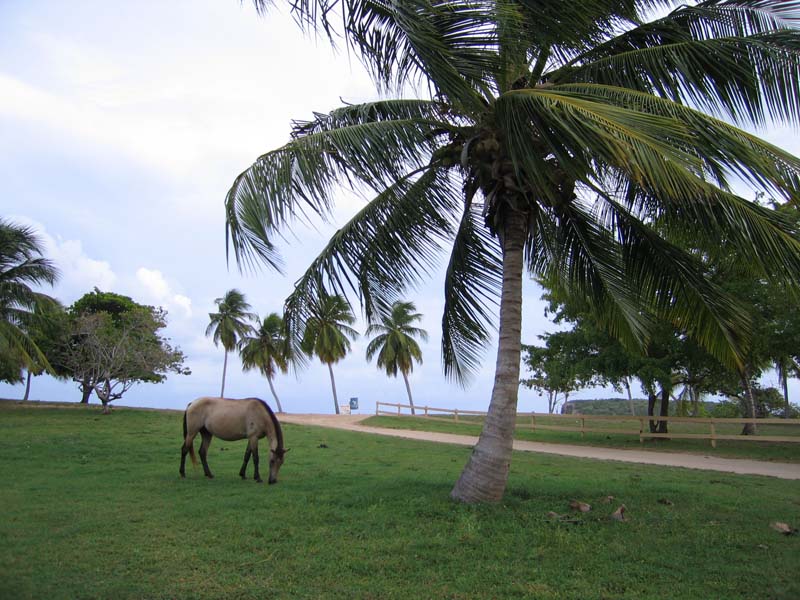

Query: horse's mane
[254,398,284,451]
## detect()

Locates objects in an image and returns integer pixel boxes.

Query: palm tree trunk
[267,376,283,413]
[220,349,228,397]
[624,378,635,416]
[23,370,32,401]
[451,209,526,504]
[402,371,415,415]
[328,362,340,415]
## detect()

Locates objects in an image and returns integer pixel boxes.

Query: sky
[1,1,798,414]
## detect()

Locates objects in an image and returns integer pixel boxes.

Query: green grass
[1,402,799,599]
[363,414,800,463]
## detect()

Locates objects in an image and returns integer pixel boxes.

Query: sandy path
[280,413,800,480]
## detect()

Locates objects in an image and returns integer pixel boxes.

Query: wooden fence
[374,401,800,448]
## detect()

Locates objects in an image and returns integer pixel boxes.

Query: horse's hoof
[205,474,214,479]
[255,478,263,483]
[180,473,185,478]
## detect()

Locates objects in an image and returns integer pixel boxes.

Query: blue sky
[2,1,798,413]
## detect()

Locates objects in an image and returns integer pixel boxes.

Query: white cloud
[135,267,192,318]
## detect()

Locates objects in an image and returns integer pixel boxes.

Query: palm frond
[283,167,460,354]
[226,100,449,271]
[441,199,502,386]
[555,2,800,125]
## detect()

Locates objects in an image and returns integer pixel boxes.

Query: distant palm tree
[301,293,358,414]
[205,289,255,397]
[239,312,289,412]
[366,301,427,415]
[0,219,59,381]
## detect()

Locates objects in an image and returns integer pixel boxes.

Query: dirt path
[280,413,800,480]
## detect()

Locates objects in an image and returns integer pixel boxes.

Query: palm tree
[0,219,59,382]
[229,1,800,502]
[205,289,255,397]
[300,293,358,414]
[366,300,427,415]
[239,312,290,412]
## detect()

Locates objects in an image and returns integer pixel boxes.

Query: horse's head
[268,447,289,484]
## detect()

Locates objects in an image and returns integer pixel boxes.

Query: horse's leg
[239,447,252,480]
[249,437,262,483]
[198,429,214,479]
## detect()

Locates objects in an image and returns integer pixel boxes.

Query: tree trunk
[624,378,635,416]
[741,374,757,435]
[647,391,658,433]
[80,378,93,403]
[657,385,670,435]
[402,371,415,415]
[220,350,228,397]
[781,368,790,419]
[23,370,32,401]
[267,376,283,413]
[328,362,340,415]
[451,209,526,504]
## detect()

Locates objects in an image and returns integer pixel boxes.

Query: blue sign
[349,397,359,410]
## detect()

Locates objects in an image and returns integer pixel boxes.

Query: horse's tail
[183,410,197,467]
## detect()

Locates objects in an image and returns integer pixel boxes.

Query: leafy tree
[205,289,255,397]
[239,312,290,412]
[61,291,188,413]
[300,293,358,414]
[366,300,427,414]
[0,219,59,382]
[229,1,800,502]
[68,288,140,402]
[521,338,581,414]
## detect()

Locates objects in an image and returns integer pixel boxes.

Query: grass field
[1,402,799,599]
[364,414,800,463]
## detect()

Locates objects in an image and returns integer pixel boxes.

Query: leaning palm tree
[205,289,255,397]
[239,312,290,412]
[229,1,800,502]
[366,301,427,415]
[300,293,358,414]
[0,219,59,378]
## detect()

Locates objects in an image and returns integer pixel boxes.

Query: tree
[205,289,255,397]
[0,219,59,383]
[61,291,189,413]
[239,312,290,412]
[521,338,581,414]
[366,300,427,414]
[229,1,800,502]
[300,293,358,415]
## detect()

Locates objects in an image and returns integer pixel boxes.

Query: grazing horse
[180,397,288,484]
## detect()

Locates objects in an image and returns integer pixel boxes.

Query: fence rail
[374,401,800,448]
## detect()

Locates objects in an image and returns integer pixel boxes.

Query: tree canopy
[60,290,188,412]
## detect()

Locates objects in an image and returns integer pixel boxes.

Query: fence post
[454,409,459,423]
[375,402,379,416]
[581,417,585,439]
[424,405,429,417]
[638,418,644,444]
[531,414,536,432]
[397,403,401,415]
[710,420,717,448]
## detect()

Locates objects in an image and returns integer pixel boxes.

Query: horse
[179,396,288,484]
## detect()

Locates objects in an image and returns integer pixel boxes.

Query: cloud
[135,267,192,318]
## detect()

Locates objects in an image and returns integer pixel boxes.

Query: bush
[710,400,742,418]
